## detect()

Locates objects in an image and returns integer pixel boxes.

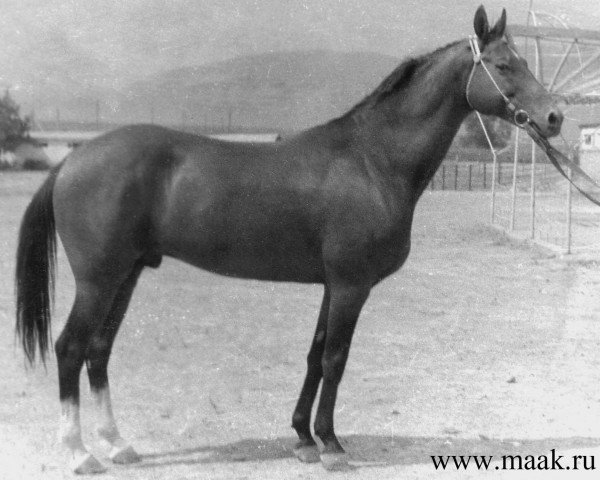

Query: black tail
[15,166,61,365]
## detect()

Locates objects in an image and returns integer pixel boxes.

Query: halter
[465,35,530,127]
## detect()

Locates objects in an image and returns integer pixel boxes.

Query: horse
[15,5,562,473]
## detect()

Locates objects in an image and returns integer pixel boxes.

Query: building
[209,133,281,143]
[29,131,103,166]
[579,123,600,179]
[8,129,282,169]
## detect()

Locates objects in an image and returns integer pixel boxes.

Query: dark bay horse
[15,6,562,473]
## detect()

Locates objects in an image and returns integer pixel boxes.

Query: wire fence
[492,169,600,254]
[430,144,600,255]
[429,159,563,192]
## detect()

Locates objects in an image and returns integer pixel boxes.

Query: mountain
[121,50,400,131]
[27,50,401,131]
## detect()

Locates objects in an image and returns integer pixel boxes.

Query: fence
[431,144,600,255]
[428,160,553,192]
[491,164,600,255]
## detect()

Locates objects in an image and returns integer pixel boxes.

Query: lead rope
[525,123,600,207]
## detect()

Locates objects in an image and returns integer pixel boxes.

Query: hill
[117,50,399,130]
[38,50,400,131]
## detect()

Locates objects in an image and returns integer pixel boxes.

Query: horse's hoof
[71,453,107,475]
[320,452,352,471]
[293,443,320,463]
[109,444,141,464]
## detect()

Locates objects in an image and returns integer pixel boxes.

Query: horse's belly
[160,216,325,283]
[169,242,324,282]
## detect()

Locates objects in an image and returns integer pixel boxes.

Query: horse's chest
[367,227,411,277]
[327,216,412,282]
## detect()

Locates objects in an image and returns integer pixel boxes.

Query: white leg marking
[93,386,140,464]
[59,400,106,474]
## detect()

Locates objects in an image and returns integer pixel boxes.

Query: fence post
[510,126,520,231]
[566,165,572,254]
[442,165,446,190]
[530,138,536,239]
[468,164,472,191]
[530,36,541,240]
[473,111,497,224]
[490,154,498,225]
[483,163,487,189]
[454,164,458,190]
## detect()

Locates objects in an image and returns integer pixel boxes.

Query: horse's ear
[505,29,518,50]
[489,8,507,40]
[473,5,490,41]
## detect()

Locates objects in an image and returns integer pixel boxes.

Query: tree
[0,89,30,152]
[459,112,512,149]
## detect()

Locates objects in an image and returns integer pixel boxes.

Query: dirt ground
[1,171,599,479]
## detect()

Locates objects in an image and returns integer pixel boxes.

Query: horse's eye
[496,63,510,73]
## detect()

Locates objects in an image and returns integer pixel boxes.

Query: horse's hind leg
[55,276,123,474]
[291,286,330,463]
[85,263,144,464]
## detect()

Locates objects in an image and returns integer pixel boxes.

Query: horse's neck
[345,42,473,193]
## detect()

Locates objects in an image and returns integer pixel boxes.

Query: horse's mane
[343,40,464,116]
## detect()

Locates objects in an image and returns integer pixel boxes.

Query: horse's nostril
[548,110,563,128]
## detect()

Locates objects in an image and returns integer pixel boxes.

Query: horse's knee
[321,350,347,384]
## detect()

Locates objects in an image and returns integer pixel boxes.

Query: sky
[1,0,599,107]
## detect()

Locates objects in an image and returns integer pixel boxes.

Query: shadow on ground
[134,435,600,469]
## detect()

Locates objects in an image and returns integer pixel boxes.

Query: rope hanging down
[524,123,600,207]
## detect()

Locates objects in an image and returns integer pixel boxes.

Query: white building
[17,129,281,169]
[29,131,103,166]
[579,123,600,179]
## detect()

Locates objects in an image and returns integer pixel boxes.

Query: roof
[29,130,282,144]
[209,133,281,143]
[29,131,104,143]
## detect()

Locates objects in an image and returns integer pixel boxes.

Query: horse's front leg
[313,280,370,471]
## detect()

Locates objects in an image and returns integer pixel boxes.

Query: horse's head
[465,5,563,138]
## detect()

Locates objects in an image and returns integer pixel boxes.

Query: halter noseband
[465,35,530,127]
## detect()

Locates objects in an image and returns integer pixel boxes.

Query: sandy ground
[1,171,599,479]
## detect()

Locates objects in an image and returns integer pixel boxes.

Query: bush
[0,90,30,153]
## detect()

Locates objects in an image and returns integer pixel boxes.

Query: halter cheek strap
[465,35,530,127]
